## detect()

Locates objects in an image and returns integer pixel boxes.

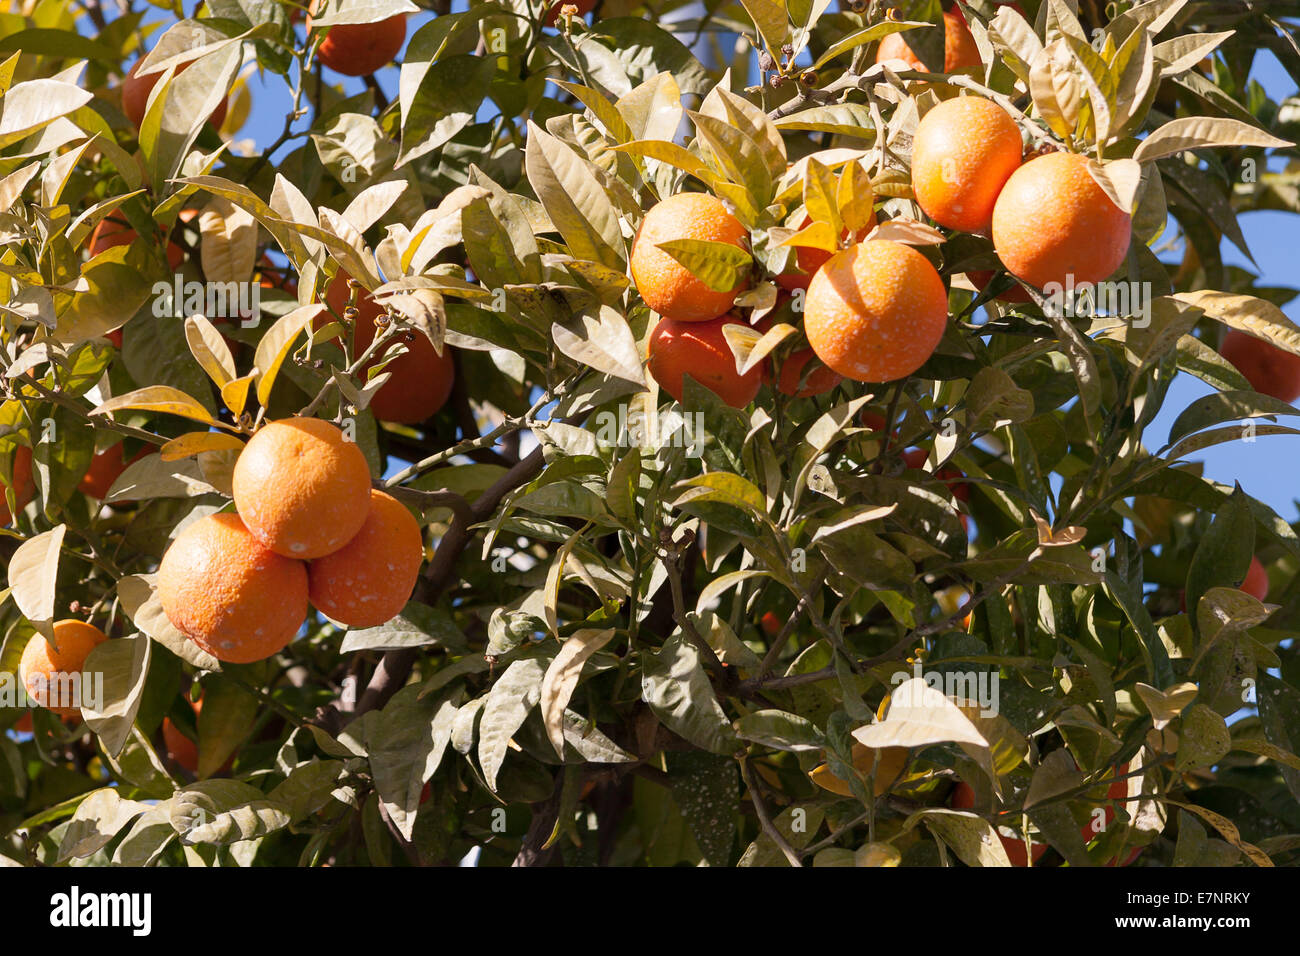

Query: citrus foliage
[2,0,1300,868]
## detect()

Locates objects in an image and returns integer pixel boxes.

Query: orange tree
[1,0,1300,868]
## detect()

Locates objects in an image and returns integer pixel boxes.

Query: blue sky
[1143,52,1299,519]
[214,8,1299,518]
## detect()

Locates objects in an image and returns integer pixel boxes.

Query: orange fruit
[158,512,309,663]
[1241,556,1269,601]
[950,780,1048,866]
[87,208,195,270]
[774,348,843,397]
[876,7,981,73]
[232,417,373,559]
[804,240,949,383]
[630,193,749,323]
[647,315,763,407]
[162,695,234,776]
[1219,329,1300,403]
[991,152,1132,290]
[308,489,423,628]
[911,96,1023,233]
[78,443,149,500]
[19,620,110,719]
[122,58,227,131]
[808,743,908,797]
[324,273,455,424]
[902,448,970,502]
[309,13,407,76]
[162,696,202,774]
[966,268,1033,304]
[776,216,876,292]
[1,444,34,525]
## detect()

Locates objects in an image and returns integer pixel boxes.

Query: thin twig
[739,756,802,867]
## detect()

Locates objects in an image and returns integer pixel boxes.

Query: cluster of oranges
[8,420,425,729]
[157,417,424,664]
[631,91,1134,410]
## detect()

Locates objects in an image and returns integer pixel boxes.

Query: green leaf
[1185,485,1254,628]
[1175,704,1231,770]
[1167,390,1300,447]
[398,54,497,168]
[906,808,1013,867]
[58,788,151,862]
[340,603,468,653]
[524,120,624,269]
[170,779,291,846]
[82,636,152,759]
[738,804,825,866]
[733,710,826,752]
[667,751,737,867]
[477,655,549,791]
[641,632,739,755]
[1134,116,1293,163]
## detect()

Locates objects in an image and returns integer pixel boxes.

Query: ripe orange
[804,240,949,383]
[78,443,149,500]
[309,13,407,76]
[808,743,908,797]
[955,762,1140,866]
[774,348,843,397]
[122,58,227,131]
[951,780,1048,866]
[308,489,423,628]
[1241,556,1269,601]
[1219,329,1300,403]
[162,695,234,775]
[991,152,1132,290]
[876,7,981,73]
[158,512,309,663]
[630,193,749,323]
[162,697,202,774]
[232,417,373,559]
[1,444,34,525]
[545,0,596,24]
[87,214,186,271]
[912,96,1022,233]
[776,216,876,292]
[966,268,1033,304]
[647,315,764,407]
[902,448,970,502]
[324,272,455,424]
[19,620,109,719]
